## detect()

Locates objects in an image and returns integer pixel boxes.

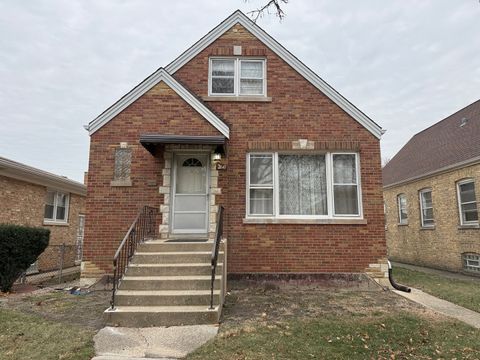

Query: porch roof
[139,134,226,155]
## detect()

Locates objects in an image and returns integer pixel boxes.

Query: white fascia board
[87,69,229,138]
[165,10,384,139]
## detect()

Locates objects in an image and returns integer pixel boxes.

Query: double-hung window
[247,153,361,218]
[457,179,478,225]
[397,194,408,224]
[44,190,69,223]
[419,189,434,227]
[210,58,265,96]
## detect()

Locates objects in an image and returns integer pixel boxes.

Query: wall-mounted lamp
[212,145,224,164]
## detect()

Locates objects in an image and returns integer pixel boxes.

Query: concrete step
[104,305,220,327]
[118,275,221,291]
[138,241,223,253]
[131,251,224,264]
[126,263,222,276]
[115,289,220,306]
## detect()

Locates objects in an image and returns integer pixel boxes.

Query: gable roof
[86,68,230,138]
[0,156,86,196]
[86,10,383,139]
[383,99,480,188]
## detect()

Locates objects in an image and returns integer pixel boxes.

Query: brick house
[0,156,86,273]
[383,100,480,274]
[82,11,387,326]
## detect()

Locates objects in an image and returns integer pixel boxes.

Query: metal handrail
[209,205,224,309]
[110,206,157,309]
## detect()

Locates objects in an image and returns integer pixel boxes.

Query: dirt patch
[0,288,110,330]
[221,280,432,327]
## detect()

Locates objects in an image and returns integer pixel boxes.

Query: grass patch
[0,308,95,360]
[188,313,480,359]
[393,267,480,312]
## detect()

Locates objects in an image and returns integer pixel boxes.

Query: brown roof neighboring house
[383,99,480,187]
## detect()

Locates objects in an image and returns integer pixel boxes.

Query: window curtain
[278,155,327,215]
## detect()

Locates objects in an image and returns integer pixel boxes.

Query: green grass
[188,312,480,360]
[0,308,95,360]
[393,267,480,313]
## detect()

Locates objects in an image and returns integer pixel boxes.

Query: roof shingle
[383,99,480,187]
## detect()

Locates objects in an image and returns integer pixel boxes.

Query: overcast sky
[1,1,479,182]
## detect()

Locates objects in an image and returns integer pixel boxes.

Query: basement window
[463,253,480,273]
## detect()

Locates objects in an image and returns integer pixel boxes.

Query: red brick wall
[83,24,386,275]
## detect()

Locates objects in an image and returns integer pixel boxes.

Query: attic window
[209,58,265,96]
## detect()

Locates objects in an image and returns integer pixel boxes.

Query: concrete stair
[105,239,226,327]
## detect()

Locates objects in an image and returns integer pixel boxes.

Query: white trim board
[86,69,230,138]
[86,10,383,139]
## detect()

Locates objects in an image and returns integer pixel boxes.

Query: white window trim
[246,152,363,220]
[44,190,70,224]
[397,194,408,224]
[456,179,479,226]
[208,57,266,97]
[419,188,434,228]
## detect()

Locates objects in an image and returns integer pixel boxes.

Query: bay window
[209,58,266,96]
[247,152,361,218]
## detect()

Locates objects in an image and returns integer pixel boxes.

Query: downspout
[388,260,411,293]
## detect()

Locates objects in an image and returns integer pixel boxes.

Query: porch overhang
[140,134,226,155]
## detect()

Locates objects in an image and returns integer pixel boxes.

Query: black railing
[110,206,157,309]
[210,205,224,309]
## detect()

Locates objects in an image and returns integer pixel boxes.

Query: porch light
[212,145,224,163]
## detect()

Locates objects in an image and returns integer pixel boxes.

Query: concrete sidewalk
[392,261,480,283]
[92,325,218,360]
[394,288,480,329]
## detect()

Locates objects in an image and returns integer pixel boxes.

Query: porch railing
[209,205,224,309]
[110,206,157,309]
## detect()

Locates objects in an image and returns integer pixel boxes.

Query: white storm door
[172,154,209,234]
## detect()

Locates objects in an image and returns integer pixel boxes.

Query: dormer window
[209,58,266,96]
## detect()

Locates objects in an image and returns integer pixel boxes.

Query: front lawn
[393,266,480,313]
[188,281,480,360]
[0,289,110,360]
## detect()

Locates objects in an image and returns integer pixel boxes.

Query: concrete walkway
[392,261,480,283]
[394,288,480,329]
[92,325,218,360]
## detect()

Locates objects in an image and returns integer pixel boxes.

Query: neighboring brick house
[81,10,388,325]
[383,100,480,274]
[0,156,86,273]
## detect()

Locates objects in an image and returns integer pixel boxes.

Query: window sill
[243,217,367,225]
[110,179,132,187]
[397,223,409,226]
[420,226,435,231]
[458,224,480,230]
[43,221,69,226]
[203,96,272,102]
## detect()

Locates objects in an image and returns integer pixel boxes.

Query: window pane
[334,185,359,215]
[333,154,356,184]
[240,79,263,95]
[211,77,234,94]
[56,193,68,221]
[44,191,55,219]
[462,202,479,222]
[423,207,434,221]
[250,155,273,185]
[278,155,327,215]
[114,148,132,180]
[249,189,273,215]
[240,61,263,78]
[459,182,477,203]
[421,191,432,208]
[212,59,235,76]
[56,206,66,221]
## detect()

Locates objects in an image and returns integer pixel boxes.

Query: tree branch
[246,0,288,22]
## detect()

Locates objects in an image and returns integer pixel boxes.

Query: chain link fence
[15,244,81,286]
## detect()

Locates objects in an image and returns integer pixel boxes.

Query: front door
[171,153,209,234]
